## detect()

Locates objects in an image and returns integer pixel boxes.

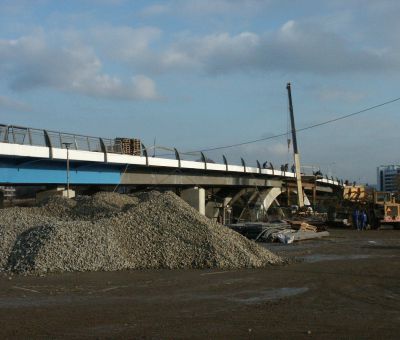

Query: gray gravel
[0,191,281,274]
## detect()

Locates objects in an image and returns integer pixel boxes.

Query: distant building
[377,165,400,192]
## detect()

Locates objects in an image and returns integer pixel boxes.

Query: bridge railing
[0,124,125,154]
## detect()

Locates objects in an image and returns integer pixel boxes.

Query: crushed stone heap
[0,191,282,274]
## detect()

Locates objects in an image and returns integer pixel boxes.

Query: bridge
[0,124,342,222]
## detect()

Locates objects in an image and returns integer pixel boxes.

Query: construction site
[0,82,399,339]
[0,188,399,338]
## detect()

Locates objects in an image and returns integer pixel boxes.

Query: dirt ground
[0,228,399,339]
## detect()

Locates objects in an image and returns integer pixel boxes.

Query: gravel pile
[1,191,281,274]
[72,192,139,220]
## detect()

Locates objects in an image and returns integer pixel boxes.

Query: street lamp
[62,142,72,198]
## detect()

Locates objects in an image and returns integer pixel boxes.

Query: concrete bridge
[0,124,342,222]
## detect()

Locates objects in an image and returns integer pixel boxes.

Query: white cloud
[0,32,160,100]
[104,20,397,76]
[173,19,394,75]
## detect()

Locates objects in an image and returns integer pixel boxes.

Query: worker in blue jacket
[360,210,368,230]
[353,209,360,230]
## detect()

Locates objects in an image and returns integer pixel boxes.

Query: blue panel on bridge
[0,160,121,185]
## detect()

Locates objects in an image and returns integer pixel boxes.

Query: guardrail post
[222,155,228,172]
[27,128,33,145]
[44,130,53,159]
[11,126,16,143]
[142,143,149,166]
[241,158,246,173]
[2,125,9,142]
[200,152,207,170]
[100,138,108,163]
[269,162,274,175]
[256,160,261,174]
[174,148,181,168]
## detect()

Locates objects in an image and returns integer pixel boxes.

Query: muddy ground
[0,228,399,339]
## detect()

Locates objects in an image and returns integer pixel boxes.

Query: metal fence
[0,124,124,154]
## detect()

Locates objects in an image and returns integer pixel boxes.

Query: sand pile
[1,191,281,274]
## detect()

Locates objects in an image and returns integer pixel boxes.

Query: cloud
[0,95,31,111]
[147,20,397,75]
[87,19,396,76]
[0,32,160,100]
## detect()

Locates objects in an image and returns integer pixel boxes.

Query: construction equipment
[339,186,400,229]
[286,83,304,208]
[373,191,400,228]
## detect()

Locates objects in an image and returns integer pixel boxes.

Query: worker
[352,209,360,230]
[262,161,268,169]
[361,210,368,230]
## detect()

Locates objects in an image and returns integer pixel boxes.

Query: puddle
[298,254,373,263]
[229,287,309,304]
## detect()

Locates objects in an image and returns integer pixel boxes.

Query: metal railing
[0,124,123,154]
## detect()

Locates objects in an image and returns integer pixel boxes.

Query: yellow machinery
[342,186,400,228]
[373,191,400,226]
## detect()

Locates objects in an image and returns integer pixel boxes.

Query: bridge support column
[181,187,205,215]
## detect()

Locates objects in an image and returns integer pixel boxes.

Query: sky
[0,0,399,184]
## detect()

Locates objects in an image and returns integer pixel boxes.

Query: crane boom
[286,82,304,208]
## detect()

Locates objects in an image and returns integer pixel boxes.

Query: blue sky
[0,0,399,184]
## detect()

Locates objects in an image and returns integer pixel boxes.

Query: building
[377,165,400,192]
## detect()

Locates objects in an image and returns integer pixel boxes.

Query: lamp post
[62,142,72,198]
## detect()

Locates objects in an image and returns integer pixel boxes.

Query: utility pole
[286,82,304,208]
[62,142,72,199]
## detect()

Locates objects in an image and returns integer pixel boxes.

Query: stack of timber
[116,138,141,156]
[289,221,318,232]
[227,220,329,244]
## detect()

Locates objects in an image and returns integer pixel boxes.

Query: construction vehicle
[339,186,400,229]
[372,191,400,228]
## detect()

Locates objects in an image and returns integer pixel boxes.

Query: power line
[186,96,400,154]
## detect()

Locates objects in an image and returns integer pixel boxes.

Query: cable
[186,96,400,154]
